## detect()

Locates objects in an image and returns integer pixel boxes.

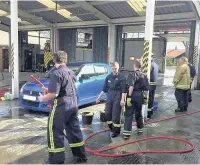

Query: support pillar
[50,28,59,53]
[141,0,155,121]
[8,30,11,73]
[50,28,54,53]
[192,21,200,89]
[10,0,19,98]
[142,0,155,80]
[108,24,116,63]
[189,21,196,63]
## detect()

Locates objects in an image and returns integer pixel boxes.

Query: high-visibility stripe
[69,141,84,148]
[113,123,121,128]
[149,82,156,85]
[123,130,131,133]
[107,121,112,124]
[48,147,65,153]
[49,99,57,149]
[123,130,131,135]
[176,85,190,89]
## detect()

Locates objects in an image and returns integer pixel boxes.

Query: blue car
[19,62,111,112]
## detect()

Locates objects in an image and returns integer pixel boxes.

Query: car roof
[67,62,108,66]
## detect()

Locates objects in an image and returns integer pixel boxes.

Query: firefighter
[96,62,126,138]
[188,62,196,102]
[148,54,158,119]
[123,60,149,140]
[38,51,87,164]
[173,57,190,112]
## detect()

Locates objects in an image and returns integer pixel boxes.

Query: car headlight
[20,84,26,93]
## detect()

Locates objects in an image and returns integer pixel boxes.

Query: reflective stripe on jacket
[173,63,190,89]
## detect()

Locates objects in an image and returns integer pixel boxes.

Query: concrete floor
[0,68,200,164]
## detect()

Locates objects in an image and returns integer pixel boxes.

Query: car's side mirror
[79,74,90,81]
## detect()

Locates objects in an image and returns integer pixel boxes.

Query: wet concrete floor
[0,73,200,163]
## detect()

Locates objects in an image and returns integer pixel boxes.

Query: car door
[76,64,97,105]
[94,64,109,99]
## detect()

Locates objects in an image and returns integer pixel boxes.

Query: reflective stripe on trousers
[48,99,62,151]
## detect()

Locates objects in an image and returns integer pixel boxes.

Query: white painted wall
[0,30,9,46]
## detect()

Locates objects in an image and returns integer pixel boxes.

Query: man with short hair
[173,57,191,112]
[96,62,126,138]
[123,60,149,139]
[39,51,87,164]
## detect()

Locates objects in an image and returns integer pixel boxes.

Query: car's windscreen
[44,65,81,78]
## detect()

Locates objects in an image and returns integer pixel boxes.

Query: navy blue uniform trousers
[124,91,144,135]
[105,90,122,134]
[175,89,189,111]
[47,96,86,164]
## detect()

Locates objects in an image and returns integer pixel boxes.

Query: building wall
[76,48,93,62]
[0,31,9,46]
[124,38,166,73]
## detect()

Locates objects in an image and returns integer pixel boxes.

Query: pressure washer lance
[29,75,52,109]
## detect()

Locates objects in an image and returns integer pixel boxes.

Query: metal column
[142,0,155,79]
[141,0,155,121]
[51,28,58,53]
[10,0,19,98]
[115,25,123,66]
[189,21,196,64]
[192,21,200,89]
[108,24,116,63]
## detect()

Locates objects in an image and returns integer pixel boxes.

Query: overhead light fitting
[37,0,81,21]
[127,0,146,16]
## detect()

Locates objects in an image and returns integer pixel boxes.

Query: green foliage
[166,56,174,66]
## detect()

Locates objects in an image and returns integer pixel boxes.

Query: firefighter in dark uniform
[148,54,158,118]
[123,60,149,140]
[38,51,87,164]
[188,62,196,102]
[96,62,126,138]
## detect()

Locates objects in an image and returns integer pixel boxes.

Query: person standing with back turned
[148,54,158,119]
[96,62,126,138]
[187,62,196,103]
[38,51,87,164]
[123,60,149,140]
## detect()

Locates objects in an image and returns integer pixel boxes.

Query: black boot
[73,156,87,163]
[123,135,130,140]
[137,128,143,135]
[184,106,188,112]
[111,132,119,138]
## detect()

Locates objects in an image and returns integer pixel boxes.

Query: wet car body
[19,62,111,112]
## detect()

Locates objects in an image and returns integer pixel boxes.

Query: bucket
[100,111,106,122]
[153,100,158,112]
[82,112,94,125]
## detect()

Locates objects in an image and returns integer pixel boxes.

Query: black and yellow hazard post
[141,0,156,121]
[44,42,52,72]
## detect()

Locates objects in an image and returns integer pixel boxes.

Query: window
[94,65,107,75]
[28,36,39,44]
[79,65,95,77]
